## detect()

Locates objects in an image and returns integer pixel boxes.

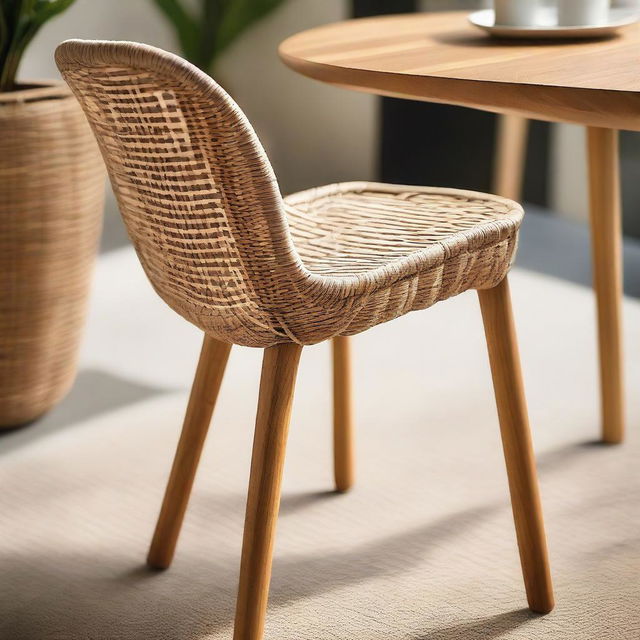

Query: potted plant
[0,0,106,428]
[152,0,289,74]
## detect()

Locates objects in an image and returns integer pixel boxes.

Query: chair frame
[147,277,553,640]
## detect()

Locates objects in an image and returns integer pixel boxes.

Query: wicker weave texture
[56,40,522,348]
[0,83,105,426]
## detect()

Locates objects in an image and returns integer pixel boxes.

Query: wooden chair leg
[332,336,354,492]
[587,127,625,444]
[478,277,554,614]
[493,114,529,201]
[233,343,302,640]
[147,334,231,570]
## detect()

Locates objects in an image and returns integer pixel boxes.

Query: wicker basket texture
[0,83,105,427]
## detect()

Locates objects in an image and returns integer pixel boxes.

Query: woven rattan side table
[280,10,635,446]
[57,39,553,640]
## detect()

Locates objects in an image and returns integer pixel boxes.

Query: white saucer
[469,7,639,39]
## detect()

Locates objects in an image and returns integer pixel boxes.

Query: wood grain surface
[280,12,640,131]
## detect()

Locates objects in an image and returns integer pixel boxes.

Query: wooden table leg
[493,114,529,201]
[587,127,624,444]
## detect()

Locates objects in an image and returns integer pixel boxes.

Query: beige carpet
[1,248,639,639]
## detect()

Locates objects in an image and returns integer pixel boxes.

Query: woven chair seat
[282,182,522,342]
[286,182,520,276]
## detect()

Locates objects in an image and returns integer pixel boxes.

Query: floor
[1,248,638,639]
[517,204,640,298]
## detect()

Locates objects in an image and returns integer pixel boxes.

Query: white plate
[468,7,639,39]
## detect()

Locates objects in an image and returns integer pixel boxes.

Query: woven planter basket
[0,82,105,428]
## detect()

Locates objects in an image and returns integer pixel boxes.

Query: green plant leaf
[195,0,223,73]
[0,0,76,91]
[2,1,27,27]
[214,0,287,59]
[0,0,30,90]
[0,5,8,55]
[33,0,77,24]
[152,0,289,74]
[16,1,77,63]
[153,0,200,64]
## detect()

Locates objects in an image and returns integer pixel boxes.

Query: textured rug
[1,248,639,640]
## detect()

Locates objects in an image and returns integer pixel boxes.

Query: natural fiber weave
[56,40,522,348]
[0,82,105,427]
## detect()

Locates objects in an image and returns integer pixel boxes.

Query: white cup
[557,0,610,26]
[494,0,541,26]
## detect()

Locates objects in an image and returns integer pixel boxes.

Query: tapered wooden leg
[587,127,624,444]
[234,343,302,640]
[332,336,354,492]
[147,334,231,569]
[478,277,554,614]
[493,114,529,200]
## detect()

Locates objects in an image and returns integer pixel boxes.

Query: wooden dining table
[279,10,638,445]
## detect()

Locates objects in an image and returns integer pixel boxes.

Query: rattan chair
[56,40,554,639]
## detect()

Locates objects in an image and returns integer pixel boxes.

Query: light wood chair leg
[147,334,231,570]
[493,114,529,201]
[332,336,354,492]
[478,277,554,614]
[587,127,625,444]
[233,343,302,640]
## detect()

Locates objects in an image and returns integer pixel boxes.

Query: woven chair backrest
[56,40,306,344]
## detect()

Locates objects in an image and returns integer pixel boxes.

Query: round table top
[279,11,640,131]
